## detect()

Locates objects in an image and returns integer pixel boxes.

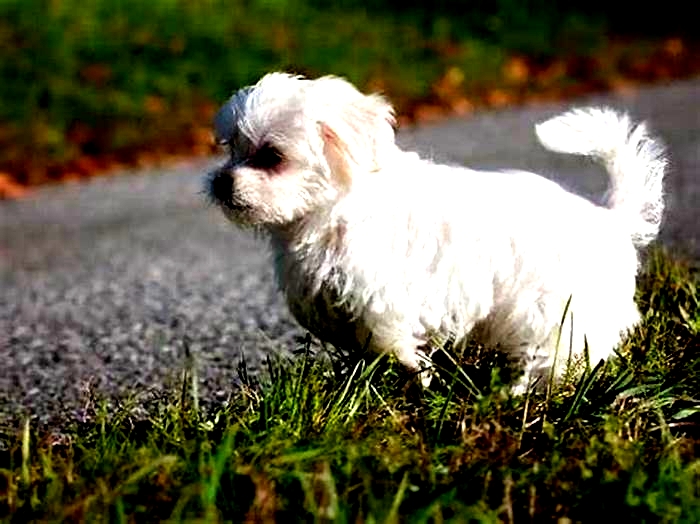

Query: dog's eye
[248,143,284,170]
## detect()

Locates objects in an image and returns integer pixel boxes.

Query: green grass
[2,0,696,186]
[0,0,609,183]
[1,248,699,522]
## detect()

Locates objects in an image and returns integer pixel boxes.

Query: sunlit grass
[1,248,698,521]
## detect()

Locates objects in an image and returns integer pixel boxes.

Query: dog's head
[205,73,396,227]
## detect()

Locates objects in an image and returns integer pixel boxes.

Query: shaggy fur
[205,73,666,392]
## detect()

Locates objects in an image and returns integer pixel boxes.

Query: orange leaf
[503,57,529,84]
[0,173,27,199]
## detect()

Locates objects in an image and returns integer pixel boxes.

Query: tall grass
[1,249,698,521]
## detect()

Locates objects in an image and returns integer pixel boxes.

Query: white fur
[206,73,666,392]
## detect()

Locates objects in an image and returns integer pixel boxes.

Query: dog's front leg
[365,325,434,387]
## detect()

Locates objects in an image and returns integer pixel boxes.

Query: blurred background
[1,0,697,195]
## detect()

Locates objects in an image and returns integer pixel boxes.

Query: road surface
[2,79,699,426]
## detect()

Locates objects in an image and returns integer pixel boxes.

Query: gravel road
[2,79,699,427]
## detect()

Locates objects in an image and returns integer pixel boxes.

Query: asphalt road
[2,79,699,427]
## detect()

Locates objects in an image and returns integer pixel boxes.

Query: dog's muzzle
[206,168,251,216]
[207,169,235,205]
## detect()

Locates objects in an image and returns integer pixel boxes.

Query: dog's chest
[276,254,369,351]
[288,284,365,351]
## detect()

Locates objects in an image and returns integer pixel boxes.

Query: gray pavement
[2,79,699,426]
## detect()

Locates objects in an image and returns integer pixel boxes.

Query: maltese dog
[205,72,666,393]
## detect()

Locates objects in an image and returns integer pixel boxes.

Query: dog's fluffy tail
[536,107,666,246]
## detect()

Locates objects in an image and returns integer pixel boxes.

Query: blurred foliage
[0,0,694,186]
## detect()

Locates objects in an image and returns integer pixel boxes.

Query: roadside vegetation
[1,248,698,521]
[1,0,699,193]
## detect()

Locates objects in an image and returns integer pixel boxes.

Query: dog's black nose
[209,171,233,204]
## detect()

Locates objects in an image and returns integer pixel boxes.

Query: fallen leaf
[664,38,684,58]
[74,156,100,176]
[486,89,513,107]
[414,104,445,123]
[144,96,167,115]
[0,172,27,199]
[450,97,473,115]
[80,64,113,85]
[245,472,279,523]
[504,56,529,84]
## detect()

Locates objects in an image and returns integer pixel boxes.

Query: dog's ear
[315,77,396,186]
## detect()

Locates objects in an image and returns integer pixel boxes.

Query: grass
[3,0,695,187]
[1,248,698,522]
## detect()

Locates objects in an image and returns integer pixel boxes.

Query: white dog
[205,72,666,392]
